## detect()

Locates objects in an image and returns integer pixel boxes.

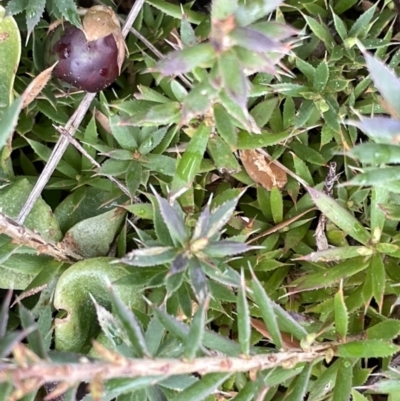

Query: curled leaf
[22,63,57,109]
[54,257,144,352]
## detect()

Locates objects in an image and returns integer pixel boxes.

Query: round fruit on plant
[45,6,125,93]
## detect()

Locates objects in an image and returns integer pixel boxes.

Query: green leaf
[307,187,370,245]
[126,161,142,198]
[313,60,329,92]
[292,153,313,186]
[345,166,400,187]
[351,390,369,401]
[181,81,216,125]
[184,300,206,360]
[237,130,290,149]
[204,241,253,258]
[109,115,138,151]
[155,43,215,75]
[188,259,208,303]
[207,193,242,238]
[214,104,238,147]
[270,186,283,224]
[367,320,400,341]
[237,271,251,355]
[170,253,190,276]
[348,3,377,38]
[0,178,62,241]
[0,290,12,337]
[303,15,334,50]
[250,267,283,349]
[145,316,164,356]
[147,0,205,24]
[363,51,400,119]
[332,360,353,401]
[212,0,238,20]
[286,363,313,401]
[273,302,308,340]
[207,133,241,173]
[370,253,385,312]
[347,143,400,164]
[121,246,178,267]
[235,0,284,26]
[297,246,373,263]
[0,383,12,401]
[52,0,81,28]
[137,102,182,126]
[334,283,348,340]
[62,208,126,258]
[336,340,399,358]
[0,6,20,111]
[81,116,98,171]
[19,303,47,358]
[172,123,211,193]
[141,154,176,176]
[109,285,150,358]
[54,257,144,353]
[37,304,52,351]
[5,0,29,16]
[0,96,23,150]
[250,97,279,129]
[154,192,188,246]
[346,117,400,142]
[283,97,295,128]
[220,91,260,133]
[332,12,348,41]
[99,159,130,176]
[295,58,316,83]
[171,373,231,401]
[138,127,168,155]
[359,380,400,394]
[370,187,388,242]
[290,141,326,166]
[25,0,45,39]
[290,257,369,293]
[218,49,248,110]
[334,0,358,14]
[0,331,30,359]
[308,360,340,401]
[180,13,196,48]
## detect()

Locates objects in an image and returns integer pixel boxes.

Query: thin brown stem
[0,212,82,262]
[4,342,325,387]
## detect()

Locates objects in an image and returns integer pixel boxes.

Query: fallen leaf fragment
[240,149,287,190]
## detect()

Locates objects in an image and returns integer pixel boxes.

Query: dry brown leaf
[82,5,125,72]
[250,318,301,349]
[22,63,57,109]
[240,149,287,190]
[82,5,121,41]
[94,109,111,133]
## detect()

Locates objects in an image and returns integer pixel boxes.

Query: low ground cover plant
[1,0,400,400]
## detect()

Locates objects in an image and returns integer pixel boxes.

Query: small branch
[16,0,146,225]
[0,212,82,262]
[3,344,325,387]
[315,162,339,251]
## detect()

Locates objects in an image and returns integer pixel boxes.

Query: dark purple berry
[46,23,120,93]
